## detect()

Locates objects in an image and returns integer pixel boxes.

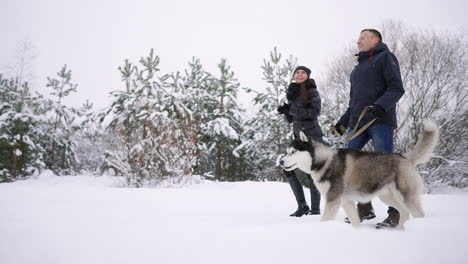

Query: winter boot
[376,209,400,229]
[307,177,321,215]
[290,204,311,217]
[344,202,376,223]
[285,170,309,217]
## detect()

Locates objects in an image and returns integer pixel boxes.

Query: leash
[344,106,377,142]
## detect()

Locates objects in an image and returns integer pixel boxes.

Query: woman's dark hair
[361,29,383,43]
[300,83,310,105]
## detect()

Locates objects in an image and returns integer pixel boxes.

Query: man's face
[357,31,379,52]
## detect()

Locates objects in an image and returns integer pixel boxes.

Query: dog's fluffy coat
[280,121,439,227]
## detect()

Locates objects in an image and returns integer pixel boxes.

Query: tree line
[1,21,466,190]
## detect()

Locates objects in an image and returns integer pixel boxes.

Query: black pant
[284,170,320,210]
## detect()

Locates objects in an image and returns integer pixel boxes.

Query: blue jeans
[347,124,394,152]
[347,124,398,214]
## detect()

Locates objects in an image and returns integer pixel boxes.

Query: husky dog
[280,120,439,228]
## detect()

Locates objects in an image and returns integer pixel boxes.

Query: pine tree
[101,49,198,186]
[43,65,79,174]
[0,75,46,181]
[73,100,106,173]
[201,58,247,181]
[180,58,219,177]
[243,47,297,181]
[177,58,215,177]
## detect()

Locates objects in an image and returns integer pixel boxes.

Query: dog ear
[299,131,309,142]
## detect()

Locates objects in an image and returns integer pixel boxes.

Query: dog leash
[344,106,377,142]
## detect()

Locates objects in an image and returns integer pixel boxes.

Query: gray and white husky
[280,120,439,228]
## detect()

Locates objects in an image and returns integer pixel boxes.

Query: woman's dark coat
[287,79,323,141]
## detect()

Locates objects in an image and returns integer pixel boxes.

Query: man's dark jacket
[338,42,405,129]
[287,79,323,140]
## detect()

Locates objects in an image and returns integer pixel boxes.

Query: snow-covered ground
[1,173,467,264]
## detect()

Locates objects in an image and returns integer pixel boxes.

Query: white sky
[2,0,467,110]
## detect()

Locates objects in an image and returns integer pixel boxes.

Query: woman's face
[294,70,308,84]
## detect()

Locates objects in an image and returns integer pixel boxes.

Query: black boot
[376,207,400,229]
[289,204,311,217]
[344,202,376,223]
[285,170,309,217]
[308,177,321,215]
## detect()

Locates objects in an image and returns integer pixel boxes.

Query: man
[331,29,405,228]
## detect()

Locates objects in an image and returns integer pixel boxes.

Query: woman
[277,66,324,217]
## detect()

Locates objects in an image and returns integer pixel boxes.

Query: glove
[367,104,385,119]
[302,115,314,121]
[330,123,347,136]
[277,103,290,114]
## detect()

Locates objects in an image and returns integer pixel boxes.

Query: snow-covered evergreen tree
[101,49,199,186]
[159,71,201,183]
[43,65,79,175]
[242,48,297,181]
[73,100,106,174]
[211,59,250,181]
[200,59,248,181]
[0,75,46,181]
[177,58,216,177]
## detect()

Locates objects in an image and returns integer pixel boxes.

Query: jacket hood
[286,79,317,100]
[356,42,390,59]
[288,78,317,89]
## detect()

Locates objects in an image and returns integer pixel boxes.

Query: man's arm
[374,52,405,111]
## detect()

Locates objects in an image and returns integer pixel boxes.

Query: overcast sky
[2,0,467,110]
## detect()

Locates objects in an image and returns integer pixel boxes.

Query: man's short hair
[361,29,383,43]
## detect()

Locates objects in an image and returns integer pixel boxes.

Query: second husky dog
[280,120,438,228]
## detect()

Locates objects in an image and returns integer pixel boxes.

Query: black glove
[277,103,290,114]
[367,104,385,119]
[330,123,347,136]
[302,115,314,121]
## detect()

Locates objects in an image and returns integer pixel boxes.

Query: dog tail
[405,120,439,165]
